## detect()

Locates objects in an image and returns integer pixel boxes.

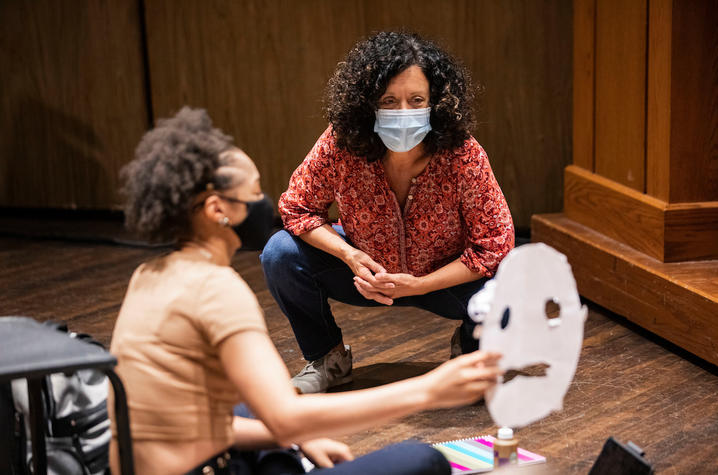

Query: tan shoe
[292,344,353,394]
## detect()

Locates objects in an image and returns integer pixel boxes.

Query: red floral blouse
[279,127,514,277]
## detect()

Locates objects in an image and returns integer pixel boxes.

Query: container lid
[498,426,514,439]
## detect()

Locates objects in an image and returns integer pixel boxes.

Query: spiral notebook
[432,435,546,474]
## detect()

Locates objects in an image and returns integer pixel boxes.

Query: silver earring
[219,216,230,227]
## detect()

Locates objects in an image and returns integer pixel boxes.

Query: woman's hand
[421,351,503,409]
[353,259,485,304]
[299,438,354,468]
[353,272,425,304]
[344,248,396,305]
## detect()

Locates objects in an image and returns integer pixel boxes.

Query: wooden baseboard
[532,212,718,366]
[563,165,718,262]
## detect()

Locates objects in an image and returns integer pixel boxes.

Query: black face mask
[232,195,276,250]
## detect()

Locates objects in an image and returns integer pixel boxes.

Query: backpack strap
[50,401,108,438]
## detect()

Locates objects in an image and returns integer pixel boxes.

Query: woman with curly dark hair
[262,31,514,394]
[109,107,501,474]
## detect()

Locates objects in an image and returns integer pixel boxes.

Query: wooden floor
[2,235,718,473]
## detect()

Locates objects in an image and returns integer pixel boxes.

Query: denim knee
[407,444,451,475]
[260,230,298,274]
[381,442,451,475]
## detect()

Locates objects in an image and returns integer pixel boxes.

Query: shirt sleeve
[195,268,268,347]
[457,141,515,277]
[278,126,339,235]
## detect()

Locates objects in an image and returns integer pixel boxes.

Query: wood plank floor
[2,235,717,473]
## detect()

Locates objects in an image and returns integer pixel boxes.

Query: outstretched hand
[422,351,503,408]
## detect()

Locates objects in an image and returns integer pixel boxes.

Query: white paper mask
[468,243,587,428]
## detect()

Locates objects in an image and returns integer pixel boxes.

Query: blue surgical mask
[373,107,432,153]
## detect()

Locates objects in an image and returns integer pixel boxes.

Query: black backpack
[0,322,111,475]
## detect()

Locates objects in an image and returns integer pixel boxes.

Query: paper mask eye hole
[545,298,562,328]
[545,298,561,320]
[500,307,510,329]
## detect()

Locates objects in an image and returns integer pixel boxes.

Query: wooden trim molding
[564,165,718,262]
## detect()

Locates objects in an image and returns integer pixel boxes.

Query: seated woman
[109,107,502,475]
[261,31,514,394]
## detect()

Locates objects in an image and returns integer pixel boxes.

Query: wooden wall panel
[646,0,672,201]
[143,0,573,231]
[572,0,595,171]
[594,0,647,192]
[647,0,718,203]
[143,0,365,219]
[0,0,149,209]
[668,0,718,202]
[448,1,573,231]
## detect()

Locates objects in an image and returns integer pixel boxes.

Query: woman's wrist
[413,275,433,296]
[338,243,357,265]
[409,374,435,411]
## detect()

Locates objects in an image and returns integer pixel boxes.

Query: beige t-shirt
[109,251,267,445]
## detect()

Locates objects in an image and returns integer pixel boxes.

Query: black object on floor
[588,437,654,475]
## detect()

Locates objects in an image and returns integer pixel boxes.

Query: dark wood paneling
[646,0,672,201]
[572,0,595,171]
[0,1,149,209]
[668,0,718,202]
[0,1,572,225]
[4,234,718,472]
[143,0,365,214]
[143,0,573,230]
[594,0,647,192]
[647,0,718,204]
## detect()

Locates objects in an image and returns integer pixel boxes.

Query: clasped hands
[346,248,424,305]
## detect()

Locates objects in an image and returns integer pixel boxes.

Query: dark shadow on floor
[329,361,441,392]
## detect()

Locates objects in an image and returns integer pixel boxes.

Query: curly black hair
[120,107,238,243]
[325,31,475,162]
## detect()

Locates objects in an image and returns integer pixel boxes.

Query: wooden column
[533,0,718,364]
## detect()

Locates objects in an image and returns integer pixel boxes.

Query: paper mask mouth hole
[503,362,550,383]
[545,298,561,321]
[500,307,510,329]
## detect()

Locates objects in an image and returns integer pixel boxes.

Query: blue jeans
[312,442,450,474]
[227,406,450,475]
[216,441,449,475]
[261,226,485,361]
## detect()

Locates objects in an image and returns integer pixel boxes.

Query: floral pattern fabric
[279,126,514,277]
